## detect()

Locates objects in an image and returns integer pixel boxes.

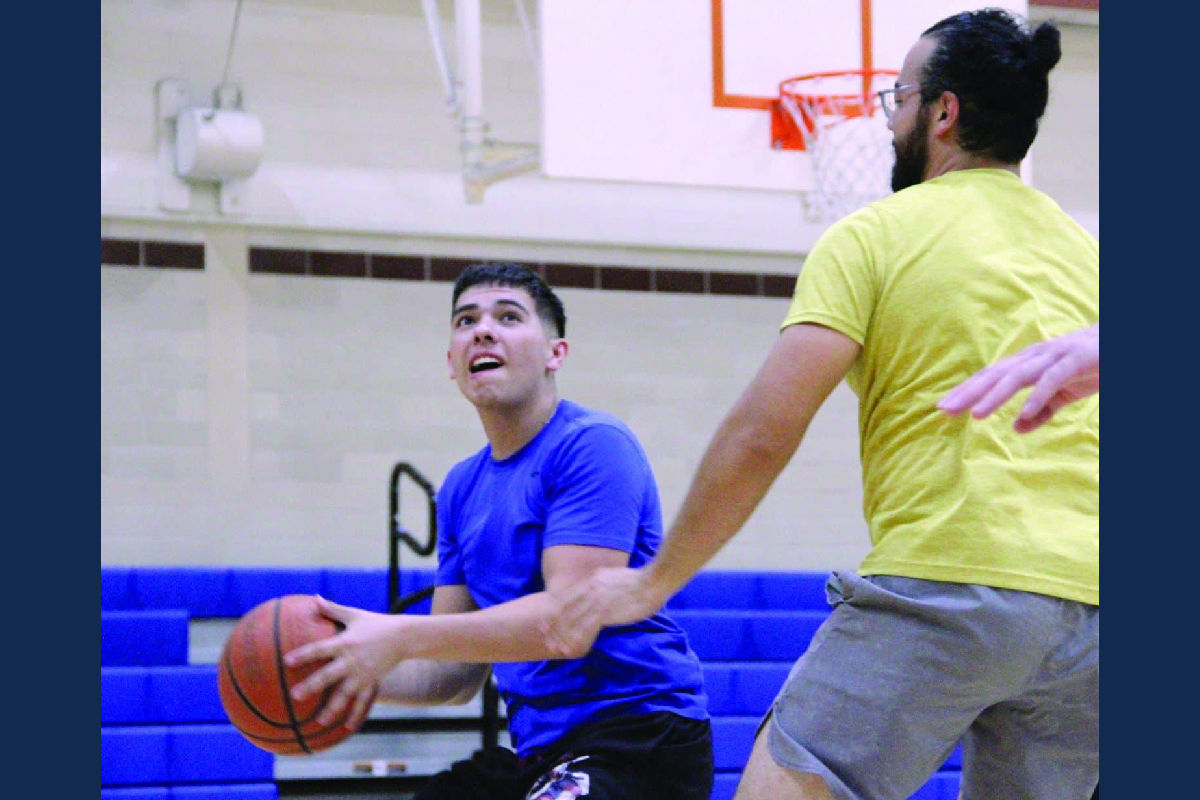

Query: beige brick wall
[101,236,872,571]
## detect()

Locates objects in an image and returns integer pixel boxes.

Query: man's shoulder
[545,402,652,475]
[556,400,639,444]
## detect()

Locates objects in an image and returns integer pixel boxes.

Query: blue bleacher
[100,566,959,799]
[667,570,831,611]
[675,609,829,661]
[702,662,792,716]
[101,665,224,725]
[100,725,273,785]
[99,566,431,800]
[99,566,422,617]
[102,787,277,800]
[101,610,189,666]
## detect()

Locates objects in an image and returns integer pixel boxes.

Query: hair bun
[1030,22,1062,73]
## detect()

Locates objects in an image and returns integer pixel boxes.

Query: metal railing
[387,461,501,750]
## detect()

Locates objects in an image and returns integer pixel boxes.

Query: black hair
[451,262,567,338]
[919,7,1061,162]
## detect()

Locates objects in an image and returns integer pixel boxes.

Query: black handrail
[480,676,501,748]
[386,460,501,750]
[388,462,437,614]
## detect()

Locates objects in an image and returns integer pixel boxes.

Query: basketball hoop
[772,69,898,224]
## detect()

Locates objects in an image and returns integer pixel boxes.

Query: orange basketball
[217,594,371,754]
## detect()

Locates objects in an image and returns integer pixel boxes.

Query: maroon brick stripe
[102,239,796,299]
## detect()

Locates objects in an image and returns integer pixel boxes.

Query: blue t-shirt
[436,399,708,756]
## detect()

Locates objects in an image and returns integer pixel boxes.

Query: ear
[545,338,569,373]
[447,349,456,380]
[931,90,959,137]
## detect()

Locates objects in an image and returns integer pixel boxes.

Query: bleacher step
[274,730,511,782]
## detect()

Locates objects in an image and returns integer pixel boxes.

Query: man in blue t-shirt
[285,262,712,799]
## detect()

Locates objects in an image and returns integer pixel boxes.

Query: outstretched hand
[938,324,1099,433]
[541,566,664,658]
[283,596,401,730]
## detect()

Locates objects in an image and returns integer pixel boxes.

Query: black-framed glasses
[877,83,919,121]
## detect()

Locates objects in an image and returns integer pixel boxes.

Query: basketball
[218,594,371,755]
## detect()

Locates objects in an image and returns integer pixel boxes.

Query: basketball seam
[272,597,314,754]
[223,620,297,728]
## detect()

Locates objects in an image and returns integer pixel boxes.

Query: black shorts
[413,711,714,800]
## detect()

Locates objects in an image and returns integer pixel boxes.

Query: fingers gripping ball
[217,594,370,754]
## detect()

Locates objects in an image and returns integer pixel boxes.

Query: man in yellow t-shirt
[779,165,1098,606]
[545,9,1098,800]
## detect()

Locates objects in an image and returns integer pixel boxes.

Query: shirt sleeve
[540,422,651,554]
[434,468,466,587]
[780,210,883,345]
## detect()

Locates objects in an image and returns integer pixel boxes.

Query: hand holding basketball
[283,594,406,730]
[218,594,375,754]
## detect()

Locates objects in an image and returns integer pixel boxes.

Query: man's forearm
[393,591,578,665]
[377,657,489,706]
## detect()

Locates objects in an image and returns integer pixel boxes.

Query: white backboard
[540,1,1028,193]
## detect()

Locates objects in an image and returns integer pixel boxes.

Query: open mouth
[469,356,503,374]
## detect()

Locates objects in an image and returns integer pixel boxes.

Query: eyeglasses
[877,83,919,122]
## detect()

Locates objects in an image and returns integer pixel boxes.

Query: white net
[780,70,897,224]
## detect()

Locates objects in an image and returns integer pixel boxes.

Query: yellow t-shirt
[782,169,1099,605]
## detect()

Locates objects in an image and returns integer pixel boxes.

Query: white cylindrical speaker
[175,107,264,181]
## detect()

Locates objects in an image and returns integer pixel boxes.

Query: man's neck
[926,149,1019,180]
[479,394,560,461]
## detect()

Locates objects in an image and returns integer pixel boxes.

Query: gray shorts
[764,571,1099,800]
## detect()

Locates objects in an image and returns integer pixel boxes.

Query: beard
[890,112,930,192]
